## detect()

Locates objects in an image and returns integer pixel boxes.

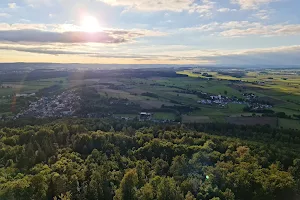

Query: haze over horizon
[0,0,300,65]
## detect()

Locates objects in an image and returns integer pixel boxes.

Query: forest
[0,118,299,200]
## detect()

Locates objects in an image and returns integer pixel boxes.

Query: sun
[80,16,101,32]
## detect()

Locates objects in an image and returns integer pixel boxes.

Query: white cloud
[0,13,11,18]
[220,23,300,37]
[253,9,271,20]
[97,0,215,15]
[217,8,237,12]
[231,0,276,10]
[198,45,300,65]
[0,23,166,44]
[181,22,219,32]
[23,0,53,7]
[0,23,49,31]
[8,3,17,9]
[182,21,300,37]
[19,19,31,23]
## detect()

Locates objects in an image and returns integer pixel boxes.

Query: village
[13,88,273,121]
[15,90,81,119]
[197,93,273,111]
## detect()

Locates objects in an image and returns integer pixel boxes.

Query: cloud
[220,23,300,37]
[19,19,32,23]
[0,30,127,43]
[0,23,165,44]
[0,23,49,31]
[252,9,271,20]
[182,21,300,37]
[0,13,11,18]
[231,0,276,10]
[0,44,178,60]
[198,45,300,65]
[8,3,17,9]
[0,45,92,55]
[217,8,237,12]
[23,0,53,7]
[1,43,300,65]
[97,0,215,15]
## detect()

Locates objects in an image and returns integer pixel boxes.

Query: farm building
[140,112,152,121]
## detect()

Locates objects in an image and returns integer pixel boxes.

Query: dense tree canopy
[0,119,300,200]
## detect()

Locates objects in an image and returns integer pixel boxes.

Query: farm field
[153,112,176,120]
[177,68,300,125]
[278,118,300,130]
[80,68,300,129]
[1,67,299,130]
[226,117,278,127]
[114,113,138,118]
[0,77,68,96]
[182,115,211,123]
[0,77,69,115]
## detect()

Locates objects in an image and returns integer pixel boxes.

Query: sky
[0,0,300,65]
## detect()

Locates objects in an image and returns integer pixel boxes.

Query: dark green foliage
[141,92,159,99]
[0,119,300,200]
[114,169,138,200]
[156,177,184,200]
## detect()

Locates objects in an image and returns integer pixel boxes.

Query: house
[140,112,152,121]
[198,100,212,104]
[210,95,222,100]
[16,93,36,97]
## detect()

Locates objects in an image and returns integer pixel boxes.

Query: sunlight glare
[80,16,101,32]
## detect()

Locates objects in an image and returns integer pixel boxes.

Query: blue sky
[0,0,300,65]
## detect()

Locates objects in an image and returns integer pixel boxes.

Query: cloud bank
[231,0,277,9]
[183,21,300,37]
[1,42,300,65]
[0,23,164,44]
[97,0,215,16]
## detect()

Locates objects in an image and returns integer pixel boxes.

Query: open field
[178,69,300,119]
[136,100,175,109]
[0,77,70,115]
[153,112,176,120]
[182,115,211,123]
[114,113,138,118]
[278,118,300,130]
[227,117,278,127]
[0,88,14,97]
[88,69,300,128]
[190,103,245,116]
[272,106,300,116]
[1,67,299,130]
[0,77,68,96]
[178,69,300,95]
